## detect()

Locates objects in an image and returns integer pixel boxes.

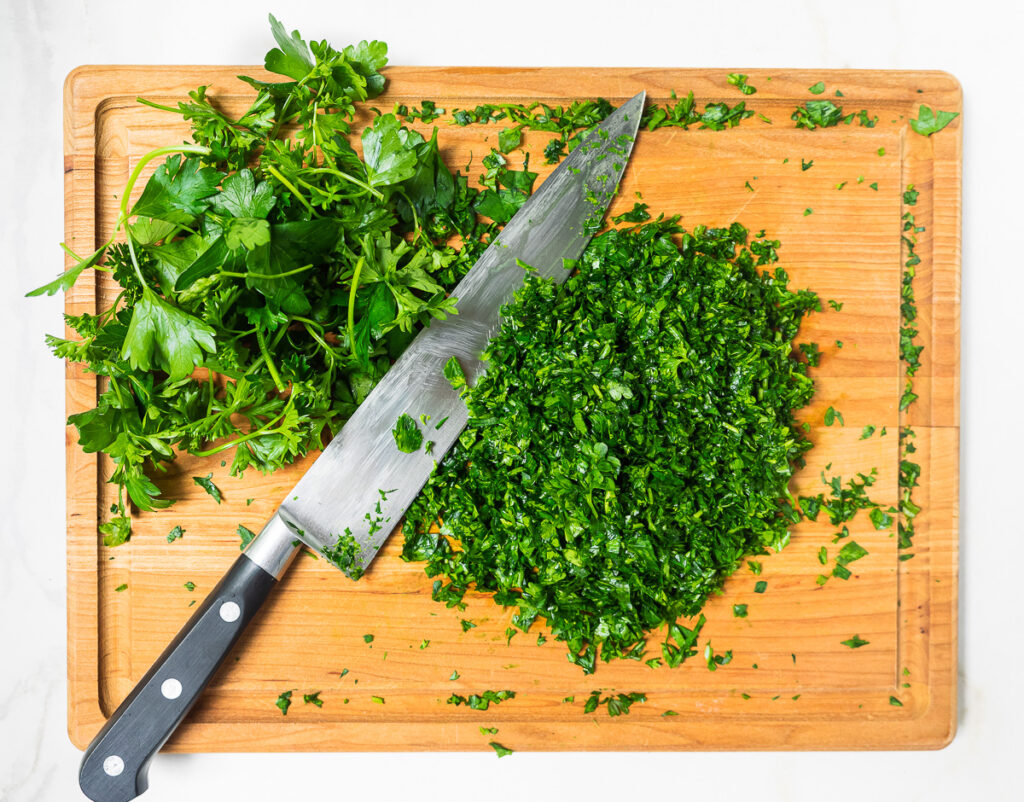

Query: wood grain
[64,66,960,751]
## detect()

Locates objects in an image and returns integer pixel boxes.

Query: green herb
[321,528,364,579]
[403,221,818,672]
[808,81,826,94]
[841,635,869,648]
[193,473,223,503]
[166,525,184,543]
[114,583,128,592]
[828,299,843,311]
[733,604,748,618]
[662,709,679,716]
[371,696,385,704]
[903,186,919,205]
[363,634,374,644]
[183,581,196,592]
[799,342,822,367]
[836,181,847,190]
[817,546,827,565]
[804,208,813,216]
[238,524,257,551]
[303,692,323,707]
[836,541,868,566]
[754,581,767,594]
[824,406,843,426]
[801,159,814,171]
[869,506,893,530]
[419,639,430,649]
[460,619,477,632]
[859,426,876,440]
[447,690,516,710]
[909,105,959,136]
[889,696,903,707]
[489,741,514,757]
[704,644,733,671]
[583,690,647,716]
[869,182,879,191]
[877,147,886,156]
[792,100,844,129]
[391,413,423,453]
[727,73,757,95]
[275,690,293,715]
[611,202,651,224]
[449,670,460,681]
[747,561,763,575]
[36,18,489,542]
[479,726,498,735]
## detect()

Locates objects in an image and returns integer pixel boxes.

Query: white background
[1,0,1020,800]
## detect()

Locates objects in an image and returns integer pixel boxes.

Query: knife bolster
[244,513,301,579]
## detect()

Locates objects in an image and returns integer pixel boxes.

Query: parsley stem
[219,263,314,280]
[347,256,365,360]
[117,144,212,288]
[305,167,383,200]
[265,164,318,216]
[192,398,294,458]
[256,327,286,393]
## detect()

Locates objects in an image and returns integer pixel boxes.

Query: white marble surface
[1,0,1020,799]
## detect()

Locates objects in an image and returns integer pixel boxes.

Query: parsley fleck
[275,690,293,715]
[193,473,223,503]
[841,635,869,648]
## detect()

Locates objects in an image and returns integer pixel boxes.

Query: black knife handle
[79,518,297,802]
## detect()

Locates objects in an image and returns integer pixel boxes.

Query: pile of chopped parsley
[404,220,820,672]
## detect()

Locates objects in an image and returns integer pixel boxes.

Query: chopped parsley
[403,221,819,673]
[489,741,514,757]
[909,105,959,136]
[166,525,184,543]
[727,73,757,95]
[392,413,423,453]
[447,690,515,710]
[841,635,870,648]
[303,692,323,707]
[237,524,256,551]
[583,690,646,716]
[193,473,223,503]
[275,690,293,715]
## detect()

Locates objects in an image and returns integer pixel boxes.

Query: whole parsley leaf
[121,287,216,380]
[362,114,418,188]
[131,155,223,224]
[265,14,315,80]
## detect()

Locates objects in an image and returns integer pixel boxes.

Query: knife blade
[79,90,645,802]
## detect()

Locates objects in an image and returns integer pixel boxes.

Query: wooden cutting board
[64,65,960,752]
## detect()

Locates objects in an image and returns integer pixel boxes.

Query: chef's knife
[79,90,645,802]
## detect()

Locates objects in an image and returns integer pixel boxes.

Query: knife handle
[78,515,299,802]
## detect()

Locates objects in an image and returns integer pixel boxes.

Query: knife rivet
[219,601,241,622]
[160,678,182,699]
[102,755,124,776]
